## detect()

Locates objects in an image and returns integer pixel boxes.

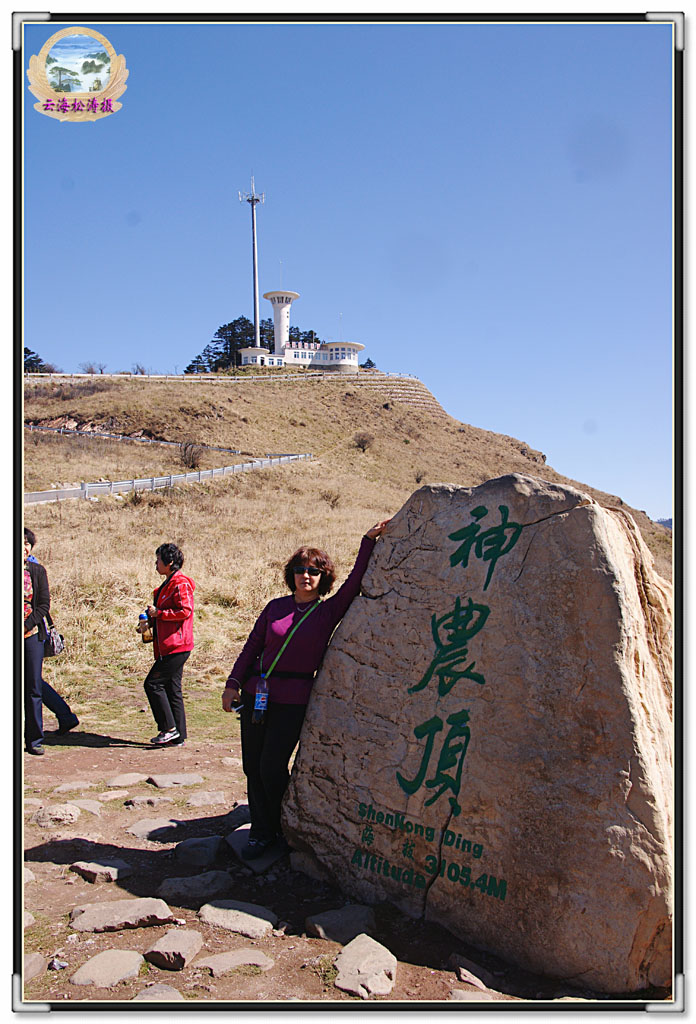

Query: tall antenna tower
[238,175,265,348]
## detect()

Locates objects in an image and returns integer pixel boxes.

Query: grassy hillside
[23,374,671,740]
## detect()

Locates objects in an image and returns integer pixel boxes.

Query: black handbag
[43,611,65,658]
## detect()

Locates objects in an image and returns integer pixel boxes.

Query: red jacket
[151,570,195,659]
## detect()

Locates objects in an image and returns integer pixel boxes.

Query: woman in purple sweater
[222,519,390,859]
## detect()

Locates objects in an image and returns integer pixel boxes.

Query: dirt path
[21,728,646,1006]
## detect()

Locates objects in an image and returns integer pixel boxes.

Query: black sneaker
[26,746,44,756]
[240,837,274,861]
[150,728,180,745]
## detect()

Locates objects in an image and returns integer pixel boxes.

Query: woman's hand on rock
[366,518,392,539]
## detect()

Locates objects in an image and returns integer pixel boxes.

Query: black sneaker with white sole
[150,728,180,745]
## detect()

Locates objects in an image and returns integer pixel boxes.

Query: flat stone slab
[126,817,180,840]
[24,952,46,982]
[24,867,36,883]
[70,897,174,932]
[70,859,134,883]
[145,928,203,970]
[70,949,143,988]
[125,795,174,809]
[198,900,277,939]
[175,836,224,867]
[186,790,227,808]
[448,954,497,990]
[70,799,101,816]
[54,780,95,793]
[306,905,376,944]
[98,790,130,802]
[24,798,43,811]
[225,824,287,874]
[133,983,185,1000]
[334,933,397,999]
[221,757,243,767]
[196,949,275,977]
[31,803,81,827]
[147,773,204,789]
[158,870,233,901]
[107,773,148,787]
[24,912,35,928]
[449,989,496,1001]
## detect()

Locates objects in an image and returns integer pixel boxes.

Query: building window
[251,357,257,364]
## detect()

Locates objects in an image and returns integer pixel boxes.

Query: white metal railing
[24,453,313,505]
[23,370,420,383]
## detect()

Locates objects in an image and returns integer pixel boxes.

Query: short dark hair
[284,547,336,596]
[156,543,184,570]
[24,527,37,549]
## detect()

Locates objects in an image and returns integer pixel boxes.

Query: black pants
[143,651,189,738]
[240,691,307,841]
[24,633,44,751]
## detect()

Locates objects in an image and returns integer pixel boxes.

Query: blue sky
[22,17,675,520]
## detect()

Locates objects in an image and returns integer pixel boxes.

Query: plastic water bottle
[137,612,153,643]
[252,675,269,724]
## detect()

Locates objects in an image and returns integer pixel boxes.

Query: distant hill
[656,518,672,530]
[23,371,672,581]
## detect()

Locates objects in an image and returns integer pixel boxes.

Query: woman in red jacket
[144,543,195,747]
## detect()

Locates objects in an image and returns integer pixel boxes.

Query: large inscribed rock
[283,475,673,993]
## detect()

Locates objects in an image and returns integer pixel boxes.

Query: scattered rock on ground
[24,952,46,982]
[125,795,174,809]
[290,850,332,882]
[224,804,251,829]
[221,757,242,767]
[196,949,275,977]
[306,904,376,944]
[174,836,224,867]
[70,949,144,988]
[449,989,496,1001]
[32,803,81,827]
[70,859,133,883]
[145,928,203,970]
[70,799,102,816]
[186,790,227,808]
[147,773,204,789]
[70,897,175,932]
[24,867,36,883]
[126,817,179,840]
[334,933,397,999]
[198,900,277,939]
[448,953,498,990]
[132,983,185,1000]
[24,911,35,928]
[54,780,95,793]
[158,870,233,901]
[23,798,43,810]
[98,790,130,802]
[107,773,148,787]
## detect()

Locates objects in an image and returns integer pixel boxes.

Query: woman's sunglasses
[292,566,322,576]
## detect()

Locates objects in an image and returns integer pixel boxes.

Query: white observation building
[238,289,364,373]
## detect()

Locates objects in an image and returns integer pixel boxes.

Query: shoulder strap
[260,600,321,682]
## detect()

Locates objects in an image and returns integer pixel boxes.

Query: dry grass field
[23,374,672,740]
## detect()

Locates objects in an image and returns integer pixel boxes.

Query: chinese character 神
[396,709,471,815]
[449,504,522,590]
[409,596,489,696]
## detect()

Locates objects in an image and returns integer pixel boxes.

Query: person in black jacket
[23,528,78,754]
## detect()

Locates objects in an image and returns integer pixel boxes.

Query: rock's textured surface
[334,933,397,998]
[125,795,174,809]
[70,859,133,883]
[158,870,232,901]
[306,905,376,944]
[145,929,203,970]
[31,803,81,827]
[186,790,227,808]
[24,952,46,982]
[107,773,148,787]
[198,900,277,938]
[283,477,673,993]
[174,836,223,867]
[70,799,102,816]
[24,867,36,884]
[70,897,174,932]
[132,983,185,1000]
[54,780,95,793]
[69,949,143,987]
[147,773,204,789]
[197,949,275,976]
[126,817,179,840]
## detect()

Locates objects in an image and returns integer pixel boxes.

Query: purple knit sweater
[225,535,376,705]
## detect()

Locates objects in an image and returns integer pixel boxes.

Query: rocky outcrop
[283,476,673,993]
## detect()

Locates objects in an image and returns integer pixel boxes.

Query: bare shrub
[132,363,147,375]
[353,431,375,452]
[125,488,143,506]
[79,362,98,374]
[180,440,204,469]
[321,489,341,509]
